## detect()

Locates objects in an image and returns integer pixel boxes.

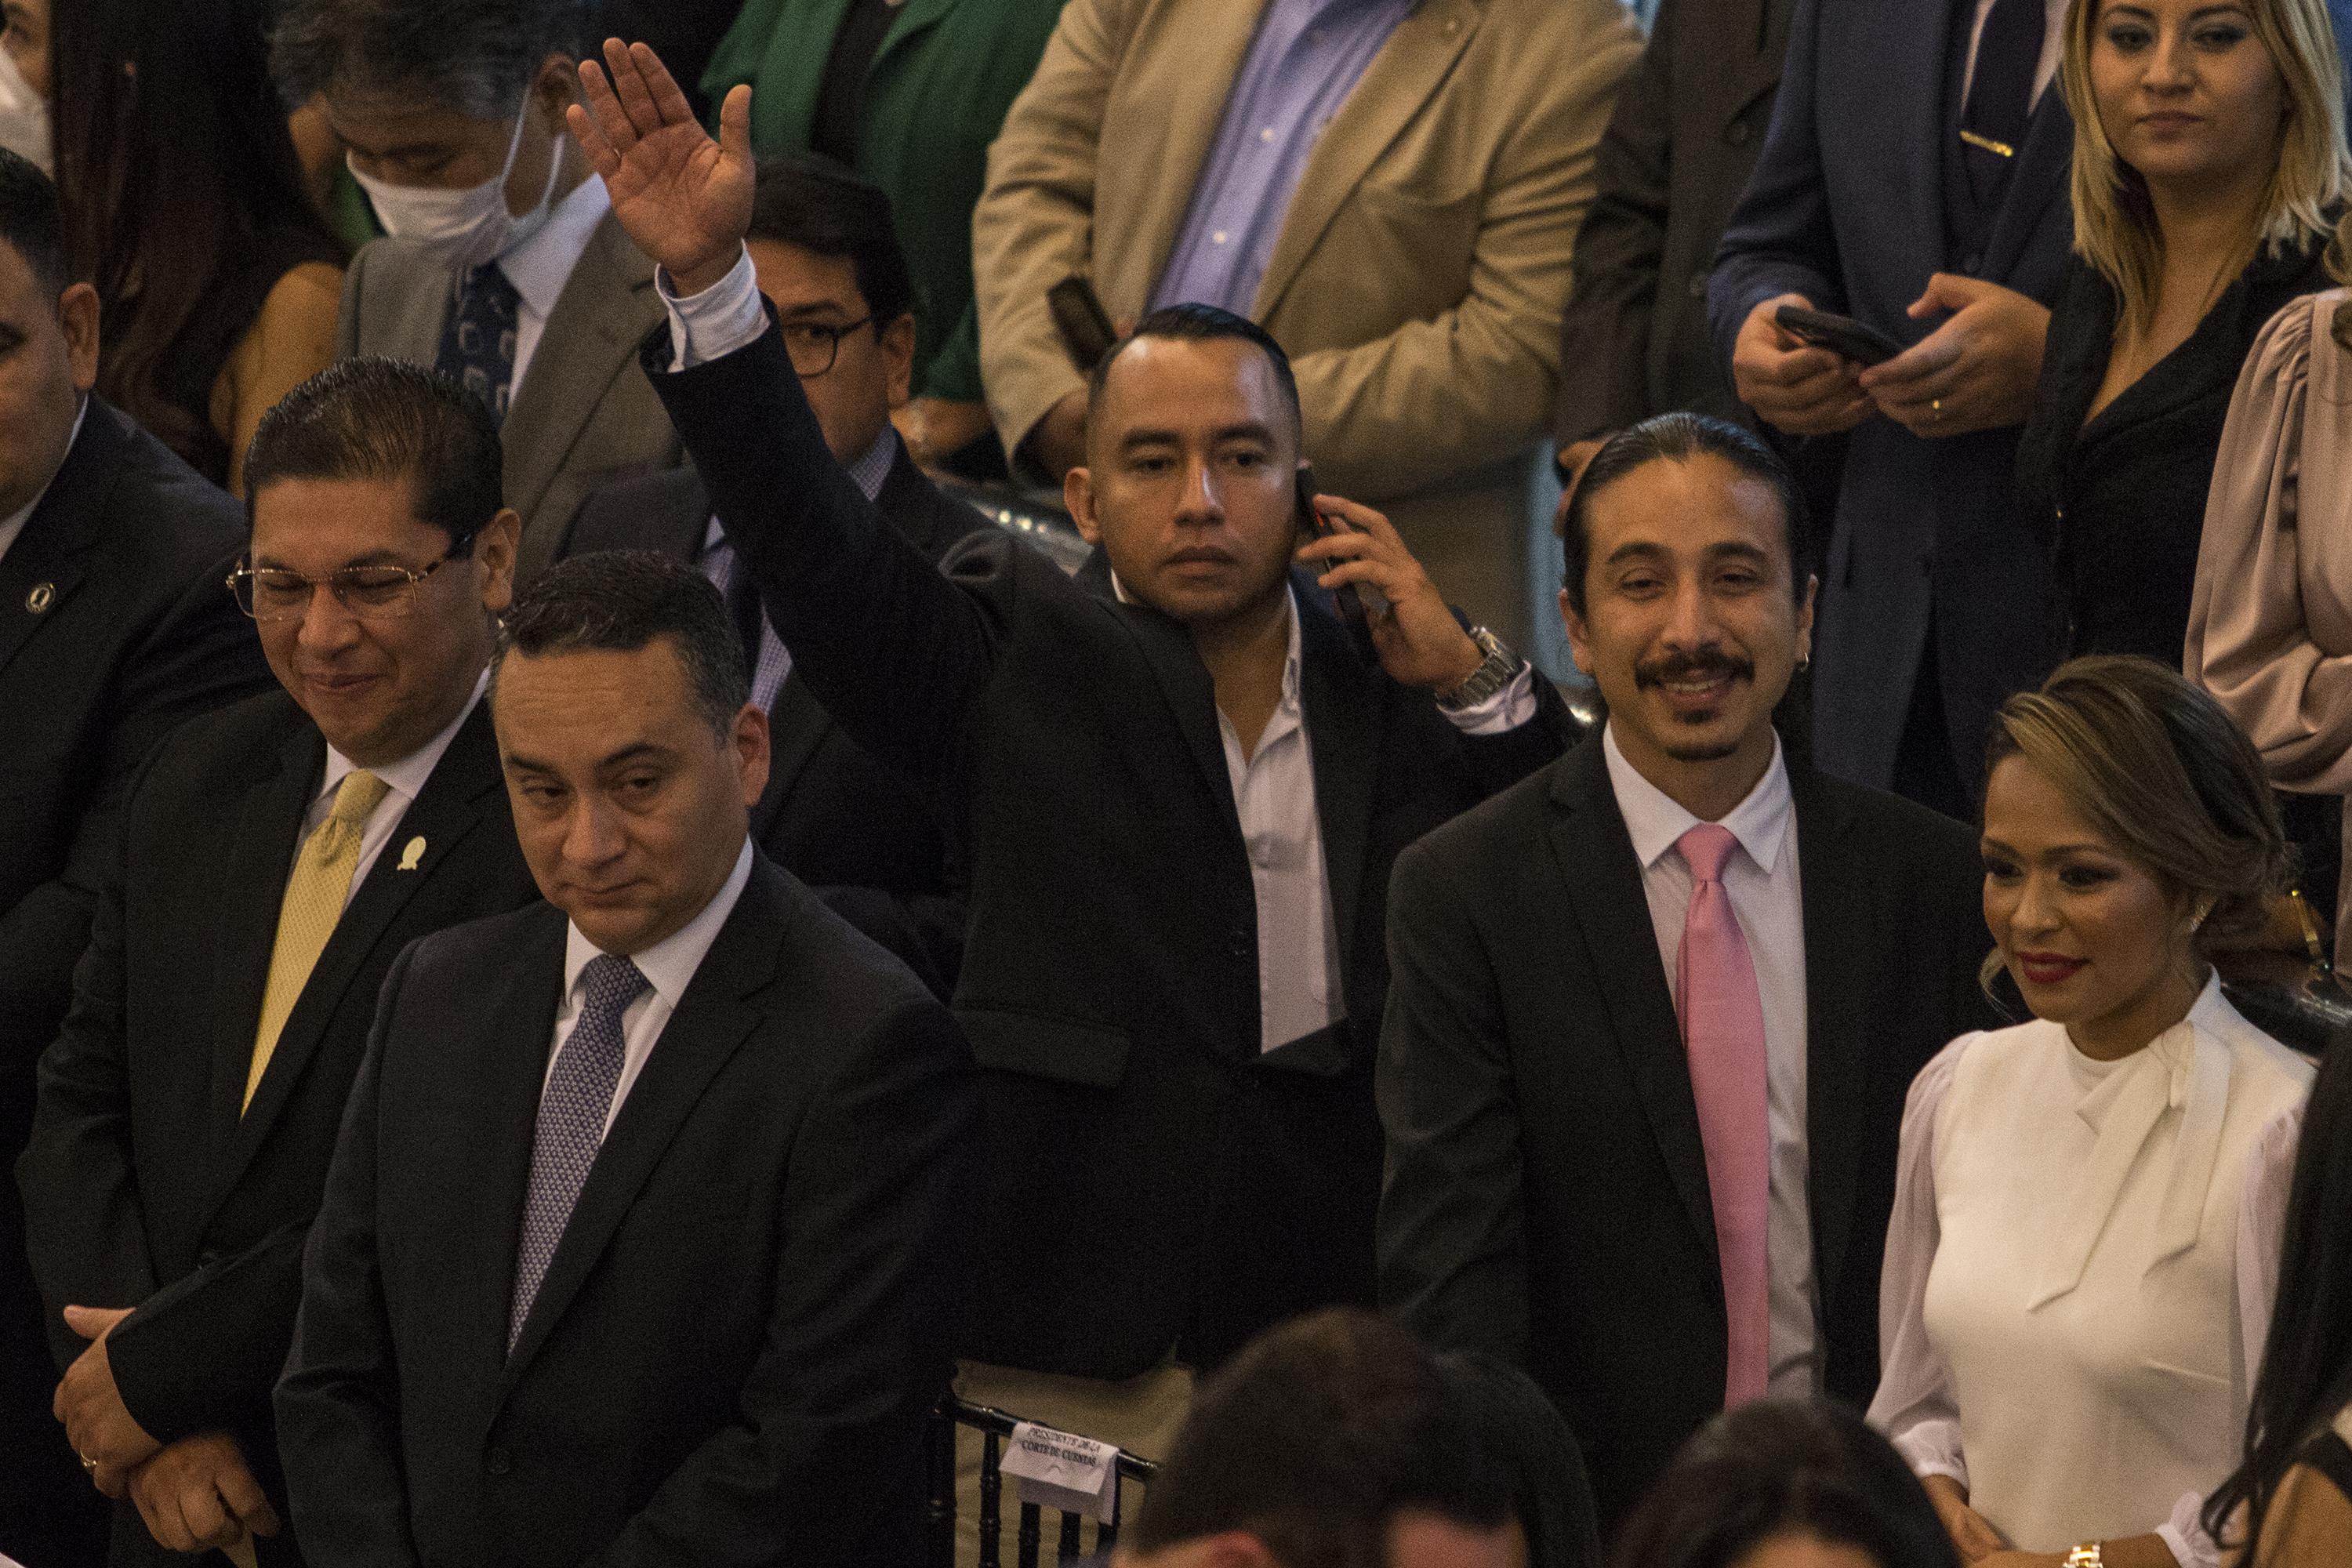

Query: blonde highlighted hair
[2060,0,2352,339]
[1984,656,2288,975]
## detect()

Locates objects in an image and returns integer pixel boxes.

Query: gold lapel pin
[396,836,426,871]
[26,582,55,614]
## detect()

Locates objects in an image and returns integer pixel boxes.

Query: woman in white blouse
[1869,656,2314,1568]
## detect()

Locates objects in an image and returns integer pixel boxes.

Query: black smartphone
[1047,274,1119,373]
[1297,465,1385,659]
[1774,304,1903,368]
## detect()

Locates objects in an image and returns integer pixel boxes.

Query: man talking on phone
[568,36,1572,1523]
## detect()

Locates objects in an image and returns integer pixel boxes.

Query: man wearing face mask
[0,0,47,173]
[270,0,682,583]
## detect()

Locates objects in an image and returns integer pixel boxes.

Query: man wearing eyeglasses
[559,151,984,996]
[16,357,541,1568]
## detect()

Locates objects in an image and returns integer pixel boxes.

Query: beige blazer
[332,211,681,583]
[2188,289,2352,967]
[972,0,1640,505]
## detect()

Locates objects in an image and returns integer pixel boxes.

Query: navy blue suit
[1708,0,2074,798]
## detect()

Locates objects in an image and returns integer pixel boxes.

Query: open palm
[568,38,753,294]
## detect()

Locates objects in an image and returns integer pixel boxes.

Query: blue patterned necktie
[510,953,648,1351]
[436,262,522,426]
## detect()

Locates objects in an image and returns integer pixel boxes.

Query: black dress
[2016,237,2334,666]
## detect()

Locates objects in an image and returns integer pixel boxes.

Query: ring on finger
[1929,397,1943,419]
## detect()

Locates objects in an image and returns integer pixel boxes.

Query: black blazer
[274,857,978,1568]
[1557,0,1797,441]
[0,397,267,1568]
[558,452,985,995]
[1376,736,1993,1530]
[641,319,1573,1379]
[15,691,538,1567]
[2015,240,2333,666]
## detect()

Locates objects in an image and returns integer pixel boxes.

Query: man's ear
[1065,464,1102,546]
[474,508,524,616]
[533,51,581,119]
[1559,587,1596,679]
[1796,572,1819,666]
[731,702,771,808]
[880,313,917,408]
[57,282,100,394]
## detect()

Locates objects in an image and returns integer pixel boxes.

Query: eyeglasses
[227,535,476,622]
[781,315,874,379]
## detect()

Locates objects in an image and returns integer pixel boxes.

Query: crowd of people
[11,0,2352,1566]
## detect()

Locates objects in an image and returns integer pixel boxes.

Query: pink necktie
[1674,823,1770,1409]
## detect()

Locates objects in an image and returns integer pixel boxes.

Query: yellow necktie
[245,770,389,1112]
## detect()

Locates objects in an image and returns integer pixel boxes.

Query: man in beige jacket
[973,0,1639,660]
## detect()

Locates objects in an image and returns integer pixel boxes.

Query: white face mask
[0,48,49,175]
[346,107,561,274]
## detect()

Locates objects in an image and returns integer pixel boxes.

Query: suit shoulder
[770,874,947,1035]
[398,901,562,989]
[1399,753,1563,875]
[144,688,307,777]
[1822,774,1979,866]
[89,411,245,557]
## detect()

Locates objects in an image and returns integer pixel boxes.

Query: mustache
[1633,650,1755,688]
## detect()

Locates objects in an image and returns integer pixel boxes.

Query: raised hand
[1294,493,1487,694]
[568,38,753,296]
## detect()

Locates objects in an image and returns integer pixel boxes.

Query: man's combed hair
[243,358,504,550]
[749,154,919,328]
[0,147,68,296]
[1088,302,1303,437]
[1131,1308,1515,1568]
[493,550,750,740]
[270,0,592,116]
[1560,412,1809,615]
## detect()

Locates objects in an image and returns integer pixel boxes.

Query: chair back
[928,1396,1162,1568]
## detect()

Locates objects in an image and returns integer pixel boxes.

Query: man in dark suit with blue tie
[1708,0,2074,815]
[276,550,977,1566]
[17,359,543,1565]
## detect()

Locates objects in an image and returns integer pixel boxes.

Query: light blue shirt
[1149,0,1415,315]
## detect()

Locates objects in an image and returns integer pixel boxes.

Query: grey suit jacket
[332,209,683,583]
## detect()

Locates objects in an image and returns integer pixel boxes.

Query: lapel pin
[396,836,426,872]
[26,582,54,614]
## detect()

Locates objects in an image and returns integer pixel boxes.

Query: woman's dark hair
[2205,1040,2352,1552]
[1559,413,1810,617]
[1611,1399,1960,1568]
[1131,1308,1515,1568]
[51,0,345,484]
[1437,1352,1602,1568]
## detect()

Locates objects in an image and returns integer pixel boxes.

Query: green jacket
[703,0,1066,401]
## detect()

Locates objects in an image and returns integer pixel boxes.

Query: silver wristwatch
[1436,626,1525,712]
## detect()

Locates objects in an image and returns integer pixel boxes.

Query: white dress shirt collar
[497,174,610,321]
[0,397,89,564]
[561,837,755,1016]
[1602,721,1793,877]
[317,668,488,813]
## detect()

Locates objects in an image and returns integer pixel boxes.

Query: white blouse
[1868,978,2310,1567]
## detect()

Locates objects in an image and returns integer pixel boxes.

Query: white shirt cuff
[659,245,763,370]
[1439,662,1539,736]
[2158,1489,2214,1568]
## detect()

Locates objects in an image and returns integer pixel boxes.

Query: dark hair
[2205,1039,2352,1552]
[244,358,504,553]
[492,550,749,739]
[1436,1353,1601,1568]
[1612,1399,1960,1568]
[271,0,593,116]
[1131,1308,1515,1567]
[1087,302,1303,437]
[1560,413,1809,617]
[746,154,917,328]
[0,147,66,297]
[1984,656,2288,966]
[53,0,346,484]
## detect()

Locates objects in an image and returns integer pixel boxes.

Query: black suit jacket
[0,399,270,1556]
[274,857,978,1567]
[558,452,985,994]
[1556,0,1796,441]
[15,691,538,1566]
[642,319,1573,1378]
[1376,736,1993,1530]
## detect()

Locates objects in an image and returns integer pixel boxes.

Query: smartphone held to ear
[1296,464,1389,650]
